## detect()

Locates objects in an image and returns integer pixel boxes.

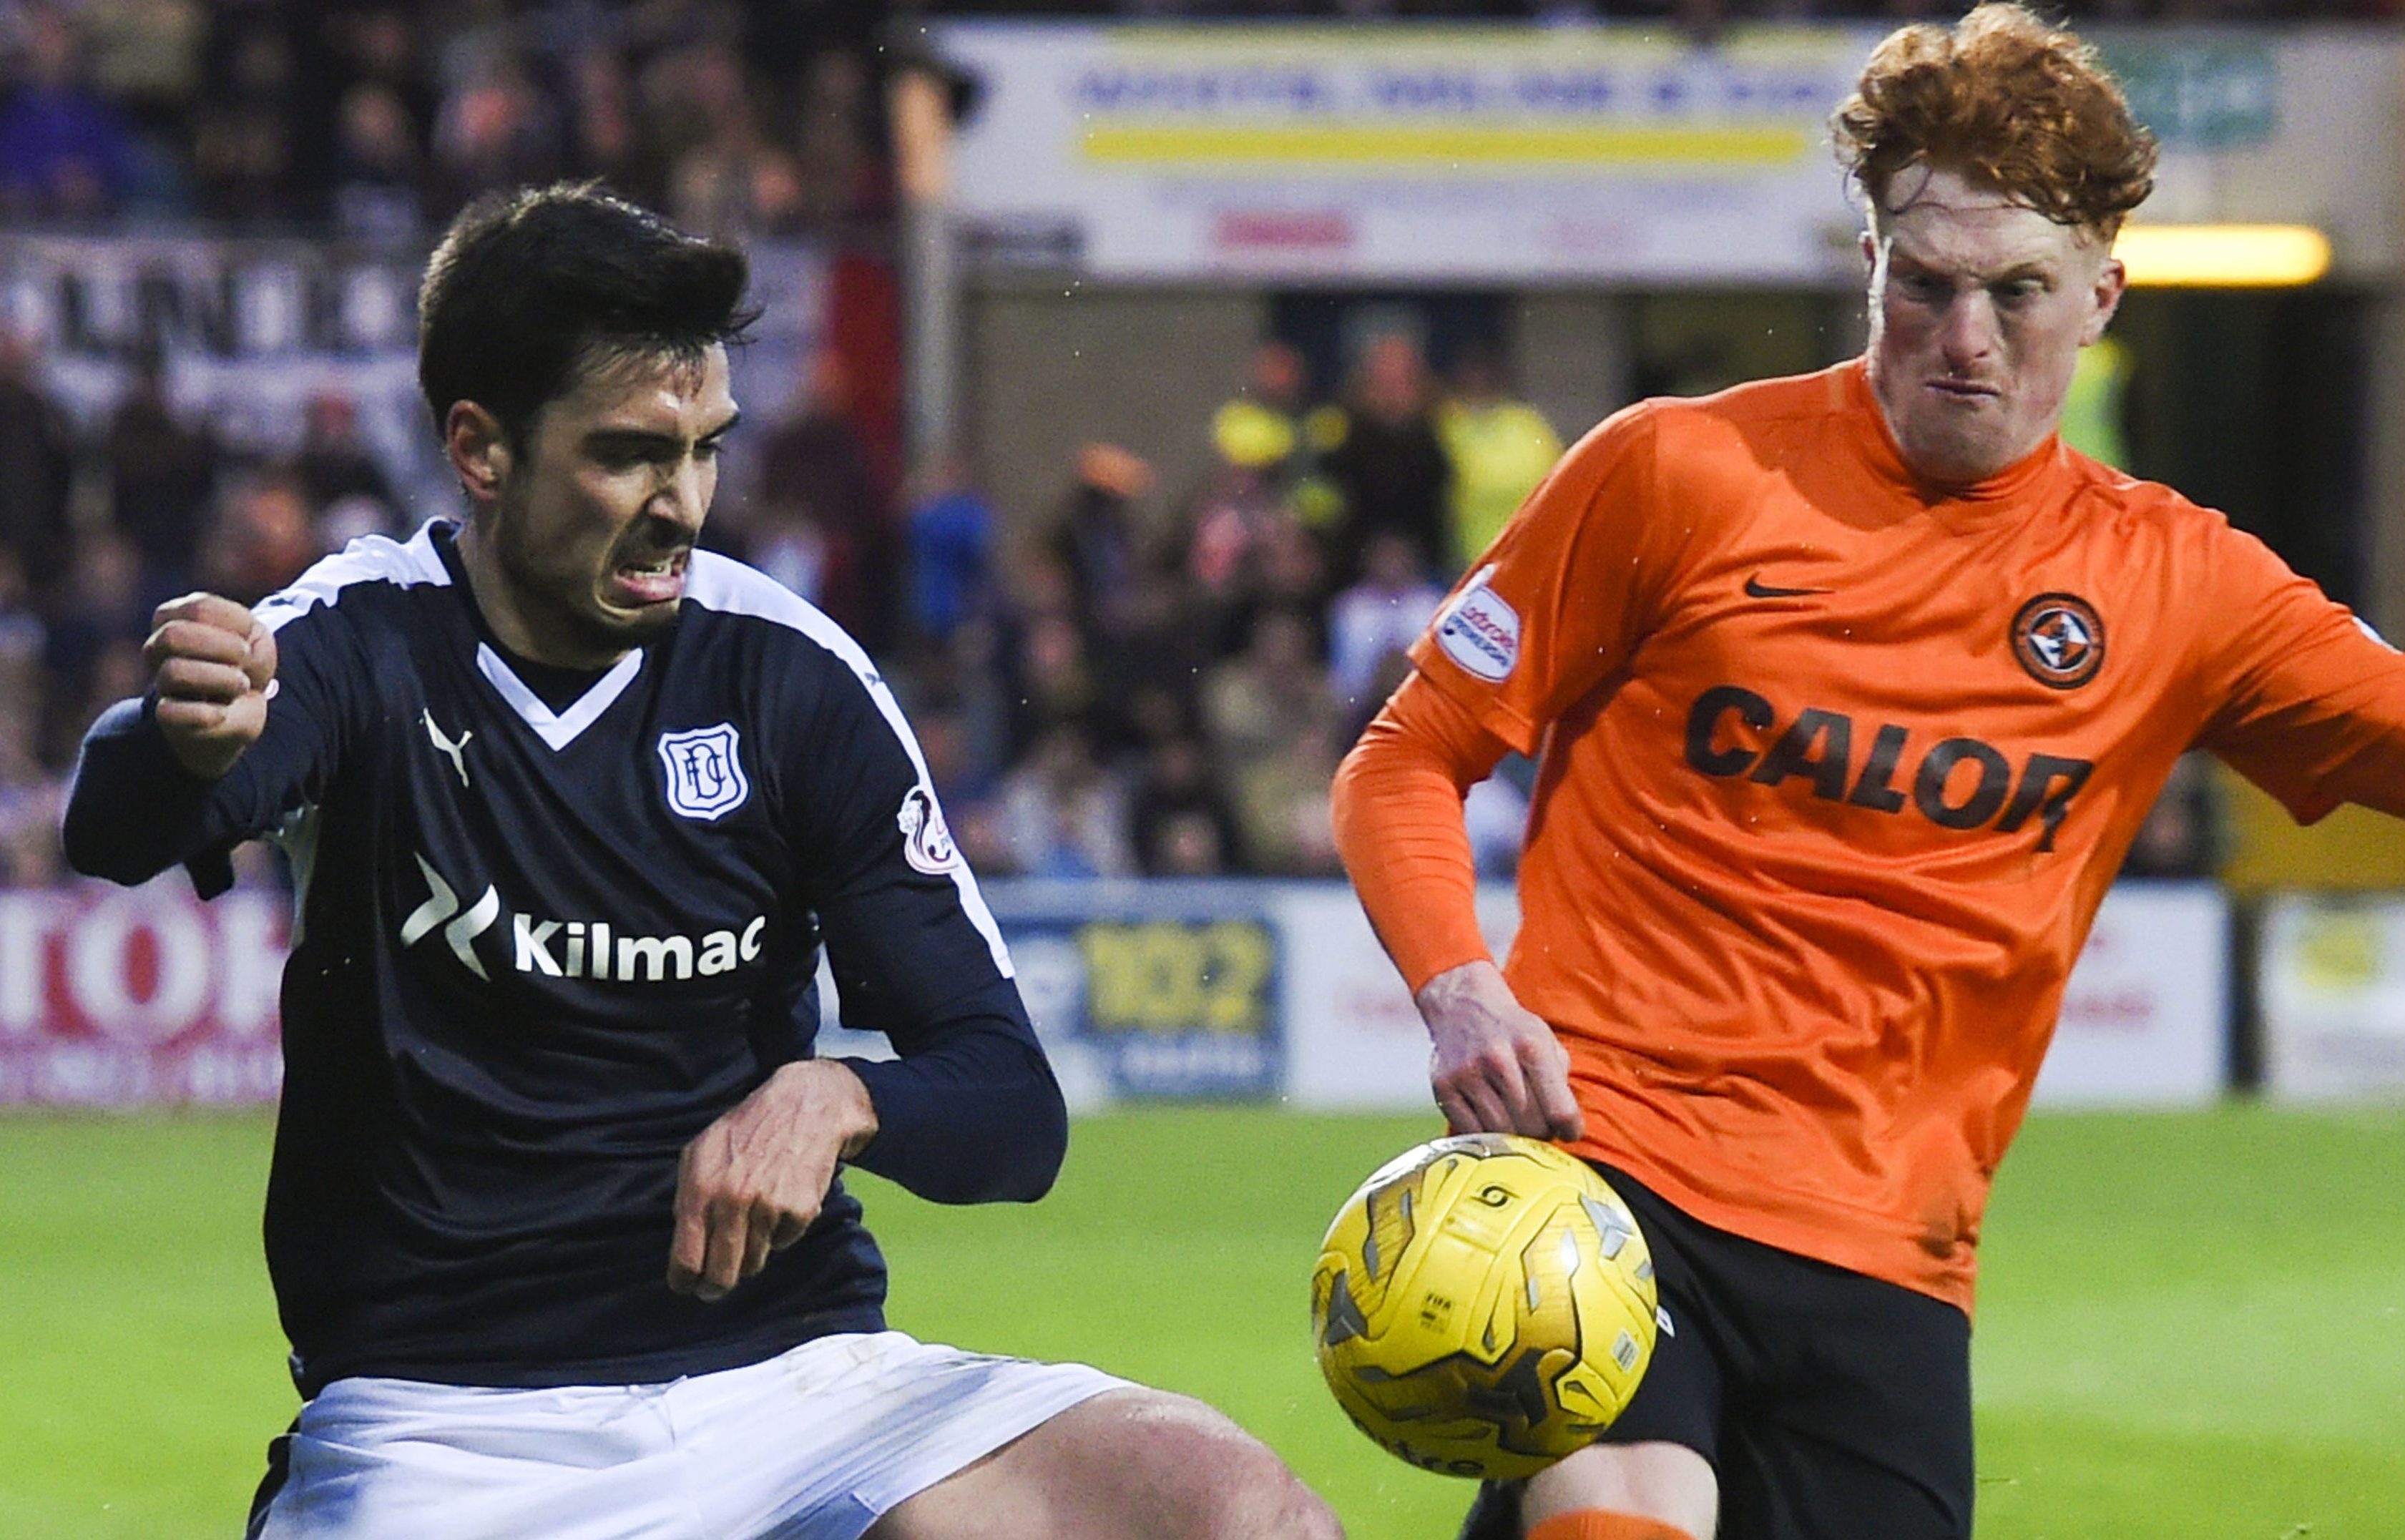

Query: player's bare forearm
[668,1059,878,1302]
[146,594,278,780]
[1415,959,1584,1142]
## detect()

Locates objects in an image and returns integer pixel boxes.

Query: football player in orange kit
[1331,7,2405,1540]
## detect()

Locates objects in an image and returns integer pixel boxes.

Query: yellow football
[1310,1133,1658,1481]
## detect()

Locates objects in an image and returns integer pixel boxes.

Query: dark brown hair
[418,182,755,445]
[1833,3,2157,240]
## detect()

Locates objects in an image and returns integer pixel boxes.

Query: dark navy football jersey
[65,521,1064,1394]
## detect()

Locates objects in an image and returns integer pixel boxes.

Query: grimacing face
[1863,165,2126,487]
[453,344,739,669]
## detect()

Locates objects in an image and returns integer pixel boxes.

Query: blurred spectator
[204,464,317,605]
[1328,530,1447,712]
[1436,343,1561,573]
[0,6,139,218]
[0,715,63,883]
[2122,752,2222,878]
[1004,600,1109,757]
[1209,340,1342,528]
[107,355,220,609]
[431,46,565,212]
[906,452,998,656]
[0,328,75,597]
[2058,332,2135,471]
[77,0,202,210]
[190,2,313,220]
[752,350,896,650]
[1319,332,1451,584]
[329,81,428,238]
[993,723,1135,878]
[1203,605,1344,874]
[1051,442,1155,652]
[297,389,399,535]
[1130,732,1243,876]
[787,46,881,226]
[563,41,645,194]
[665,39,805,240]
[39,528,147,762]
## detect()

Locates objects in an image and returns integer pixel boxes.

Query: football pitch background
[3,1107,2399,1539]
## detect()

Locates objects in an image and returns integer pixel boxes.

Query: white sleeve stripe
[253,521,453,635]
[680,554,1017,981]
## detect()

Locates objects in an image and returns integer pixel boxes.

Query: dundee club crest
[2011,593,2105,690]
[657,724,750,820]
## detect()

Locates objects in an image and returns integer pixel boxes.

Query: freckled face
[1863,165,2125,486]
[476,345,739,667]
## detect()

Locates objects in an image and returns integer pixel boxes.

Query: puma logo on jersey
[399,853,766,984]
[423,710,474,788]
[1685,685,2093,851]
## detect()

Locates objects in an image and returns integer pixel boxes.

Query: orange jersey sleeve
[2188,516,2405,820]
[1332,671,1514,994]
[1407,401,1689,755]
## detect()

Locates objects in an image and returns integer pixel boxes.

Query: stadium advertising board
[939,24,2402,283]
[941,22,1868,283]
[2,876,2222,1111]
[0,883,285,1107]
[1281,881,2229,1111]
[817,880,1286,1108]
[2260,894,2405,1102]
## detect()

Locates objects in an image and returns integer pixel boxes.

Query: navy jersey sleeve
[63,604,356,888]
[786,657,1066,1205]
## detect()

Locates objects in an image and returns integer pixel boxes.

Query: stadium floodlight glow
[2113,224,2331,288]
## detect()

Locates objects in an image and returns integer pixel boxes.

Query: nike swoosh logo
[1744,574,1832,599]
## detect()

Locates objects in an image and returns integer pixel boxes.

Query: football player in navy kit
[64,184,1342,1540]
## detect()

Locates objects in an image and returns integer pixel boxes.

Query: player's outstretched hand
[1416,959,1585,1142]
[145,594,278,780]
[669,1059,879,1303]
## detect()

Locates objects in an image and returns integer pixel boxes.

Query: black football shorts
[1574,1159,1975,1540]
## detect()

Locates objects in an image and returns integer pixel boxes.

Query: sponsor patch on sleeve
[1432,566,1521,682]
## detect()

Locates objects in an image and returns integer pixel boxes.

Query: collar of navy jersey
[431,520,654,750]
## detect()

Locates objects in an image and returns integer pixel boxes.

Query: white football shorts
[248,1331,1131,1540]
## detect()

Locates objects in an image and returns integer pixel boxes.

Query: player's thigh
[866,1386,1341,1540]
[1514,1163,1728,1539]
[1718,1274,1973,1540]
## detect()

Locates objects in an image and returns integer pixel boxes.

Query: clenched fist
[145,593,277,780]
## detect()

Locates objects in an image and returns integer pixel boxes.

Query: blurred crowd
[832,333,1560,883]
[0,1,892,239]
[0,0,2245,891]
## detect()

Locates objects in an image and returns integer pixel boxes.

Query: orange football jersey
[1339,359,2405,1309]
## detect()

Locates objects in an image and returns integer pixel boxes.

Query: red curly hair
[1833,3,2157,240]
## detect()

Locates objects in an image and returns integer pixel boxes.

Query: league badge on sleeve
[657,725,750,820]
[898,785,963,874]
[1434,564,1521,683]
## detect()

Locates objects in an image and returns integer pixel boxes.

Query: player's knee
[1121,1392,1343,1539]
[1194,1453,1343,1540]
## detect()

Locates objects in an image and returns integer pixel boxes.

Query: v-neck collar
[434,521,651,750]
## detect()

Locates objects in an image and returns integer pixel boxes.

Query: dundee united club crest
[657,724,750,820]
[2010,592,2106,690]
